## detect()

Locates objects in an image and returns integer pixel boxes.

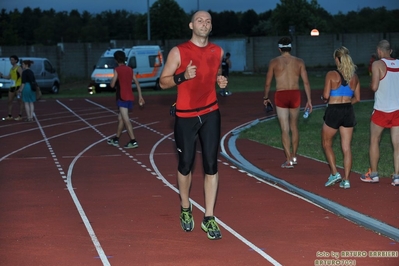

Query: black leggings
[174,110,221,176]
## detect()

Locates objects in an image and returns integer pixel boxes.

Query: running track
[0,90,398,266]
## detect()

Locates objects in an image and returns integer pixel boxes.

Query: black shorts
[323,103,356,129]
[10,86,19,93]
[174,110,221,176]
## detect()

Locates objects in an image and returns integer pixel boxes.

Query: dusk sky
[3,0,399,14]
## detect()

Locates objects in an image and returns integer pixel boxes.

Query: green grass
[239,101,395,178]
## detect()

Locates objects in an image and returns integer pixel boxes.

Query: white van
[88,45,163,93]
[0,57,60,94]
[126,45,164,89]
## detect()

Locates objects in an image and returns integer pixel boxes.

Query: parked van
[88,45,163,93]
[0,57,60,95]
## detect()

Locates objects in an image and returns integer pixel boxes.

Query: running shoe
[107,137,119,147]
[180,203,194,232]
[124,140,138,149]
[281,161,294,169]
[4,116,13,121]
[392,175,399,187]
[14,115,23,121]
[360,169,379,183]
[292,157,298,165]
[201,216,222,240]
[325,173,342,187]
[339,180,351,189]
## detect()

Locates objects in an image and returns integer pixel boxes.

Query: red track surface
[0,90,398,266]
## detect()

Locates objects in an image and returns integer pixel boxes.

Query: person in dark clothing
[220,52,232,96]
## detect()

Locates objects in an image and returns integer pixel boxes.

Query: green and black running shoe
[201,216,222,240]
[180,203,194,232]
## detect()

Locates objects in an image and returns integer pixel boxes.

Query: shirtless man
[263,37,312,168]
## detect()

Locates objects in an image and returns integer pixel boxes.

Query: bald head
[377,40,391,52]
[191,11,211,22]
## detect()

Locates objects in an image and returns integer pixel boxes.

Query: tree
[240,9,259,36]
[271,0,329,35]
[150,0,189,41]
[211,10,240,37]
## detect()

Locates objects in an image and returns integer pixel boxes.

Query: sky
[2,0,399,15]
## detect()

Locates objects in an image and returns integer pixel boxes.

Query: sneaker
[124,140,138,149]
[107,137,119,147]
[180,203,194,232]
[292,157,298,165]
[325,173,342,187]
[281,161,294,169]
[14,116,23,121]
[201,216,222,240]
[360,169,379,183]
[5,116,13,121]
[392,175,399,187]
[339,180,351,189]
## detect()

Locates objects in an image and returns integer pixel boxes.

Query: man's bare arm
[370,60,382,92]
[110,69,118,88]
[300,62,312,111]
[263,60,274,99]
[159,47,181,89]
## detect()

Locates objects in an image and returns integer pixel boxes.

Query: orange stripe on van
[94,73,114,78]
[136,51,163,79]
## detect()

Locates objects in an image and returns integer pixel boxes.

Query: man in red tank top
[159,11,228,240]
[107,50,145,149]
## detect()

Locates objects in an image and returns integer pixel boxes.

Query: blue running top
[330,70,354,97]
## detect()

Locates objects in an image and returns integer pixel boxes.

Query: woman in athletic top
[322,46,360,189]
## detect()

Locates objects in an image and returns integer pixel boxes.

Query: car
[0,57,60,95]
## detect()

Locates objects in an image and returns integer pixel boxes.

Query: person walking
[322,46,360,189]
[220,52,232,96]
[159,11,228,240]
[263,37,312,168]
[107,50,144,149]
[360,40,399,186]
[0,55,24,121]
[17,60,37,122]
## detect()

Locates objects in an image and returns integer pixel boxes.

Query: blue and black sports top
[329,70,354,97]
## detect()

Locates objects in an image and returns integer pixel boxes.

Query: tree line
[1,0,398,46]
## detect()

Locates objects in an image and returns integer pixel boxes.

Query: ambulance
[89,45,163,93]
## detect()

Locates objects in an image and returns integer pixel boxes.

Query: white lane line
[149,132,282,266]
[31,111,109,266]
[57,100,162,265]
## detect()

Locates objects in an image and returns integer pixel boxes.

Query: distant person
[220,52,232,96]
[17,60,37,122]
[0,55,24,121]
[368,53,377,76]
[263,37,312,168]
[322,46,360,189]
[159,11,228,240]
[360,40,399,186]
[107,50,144,149]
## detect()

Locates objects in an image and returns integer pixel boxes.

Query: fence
[0,32,398,81]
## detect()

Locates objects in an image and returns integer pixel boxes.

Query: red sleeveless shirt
[115,65,134,101]
[175,41,221,117]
